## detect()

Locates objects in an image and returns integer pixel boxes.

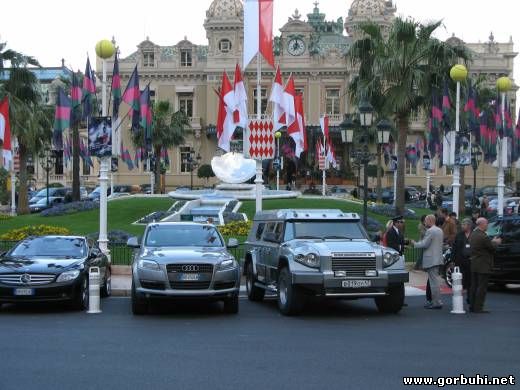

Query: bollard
[450,266,465,314]
[87,267,102,314]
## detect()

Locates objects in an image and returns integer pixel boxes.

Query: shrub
[88,230,133,244]
[0,213,12,221]
[40,201,99,217]
[0,225,70,241]
[218,220,252,237]
[197,164,215,182]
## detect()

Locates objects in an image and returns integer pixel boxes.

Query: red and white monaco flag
[216,72,238,152]
[288,93,306,158]
[0,97,12,170]
[243,0,275,68]
[269,66,286,131]
[233,63,248,129]
[280,74,296,129]
[320,115,337,169]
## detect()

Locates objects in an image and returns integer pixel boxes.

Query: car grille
[166,264,214,273]
[214,281,236,290]
[0,273,56,286]
[140,280,166,290]
[331,253,376,277]
[169,281,211,290]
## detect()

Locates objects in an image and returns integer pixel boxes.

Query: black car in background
[487,216,520,286]
[0,236,111,310]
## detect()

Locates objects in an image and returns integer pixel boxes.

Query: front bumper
[291,269,408,297]
[0,279,82,303]
[134,267,240,300]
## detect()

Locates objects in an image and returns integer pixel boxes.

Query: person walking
[451,218,473,301]
[469,217,502,313]
[414,215,427,270]
[386,216,405,256]
[412,214,444,309]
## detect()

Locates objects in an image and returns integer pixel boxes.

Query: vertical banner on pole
[248,119,275,159]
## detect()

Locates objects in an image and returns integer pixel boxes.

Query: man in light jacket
[412,214,444,309]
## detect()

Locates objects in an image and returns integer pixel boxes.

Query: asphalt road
[0,288,518,390]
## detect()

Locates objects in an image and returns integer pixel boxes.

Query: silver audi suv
[128,222,240,315]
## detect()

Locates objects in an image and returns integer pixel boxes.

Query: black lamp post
[471,143,482,208]
[357,100,374,229]
[376,119,392,203]
[185,150,201,190]
[38,146,56,207]
[339,114,356,192]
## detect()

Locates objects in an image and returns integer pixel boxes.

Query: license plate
[342,280,371,288]
[180,273,200,281]
[14,288,34,296]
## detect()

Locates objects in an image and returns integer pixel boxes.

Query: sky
[1,0,518,102]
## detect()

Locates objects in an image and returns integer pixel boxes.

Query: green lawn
[0,198,174,238]
[1,197,428,241]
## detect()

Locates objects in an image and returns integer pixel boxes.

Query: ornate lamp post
[38,146,57,207]
[496,76,512,217]
[471,143,482,209]
[450,64,468,217]
[357,100,374,229]
[275,131,282,191]
[184,149,201,190]
[95,39,115,255]
[340,114,355,193]
[376,119,391,203]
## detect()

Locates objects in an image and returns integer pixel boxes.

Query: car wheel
[375,283,405,314]
[101,268,111,298]
[443,261,455,288]
[131,280,148,315]
[223,295,239,314]
[72,276,89,311]
[277,267,304,316]
[245,261,265,302]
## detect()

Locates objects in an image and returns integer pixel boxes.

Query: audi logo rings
[181,265,200,272]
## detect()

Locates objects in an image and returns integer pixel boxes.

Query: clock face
[287,38,305,56]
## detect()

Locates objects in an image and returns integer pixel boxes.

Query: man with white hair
[412,214,444,309]
[469,217,502,313]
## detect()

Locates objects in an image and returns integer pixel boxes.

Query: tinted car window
[255,223,265,240]
[286,221,367,240]
[145,225,223,247]
[10,237,87,257]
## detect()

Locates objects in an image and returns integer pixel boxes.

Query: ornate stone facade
[89,0,517,191]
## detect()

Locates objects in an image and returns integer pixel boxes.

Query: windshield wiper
[295,235,323,240]
[323,235,353,240]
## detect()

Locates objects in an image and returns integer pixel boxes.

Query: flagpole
[10,139,17,216]
[255,55,263,213]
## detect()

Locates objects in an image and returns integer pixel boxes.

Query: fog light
[365,270,377,277]
[335,271,347,277]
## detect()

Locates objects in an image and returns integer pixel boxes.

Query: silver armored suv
[244,209,409,315]
[127,222,241,315]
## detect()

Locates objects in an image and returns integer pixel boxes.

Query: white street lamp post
[496,76,512,217]
[275,131,281,191]
[450,64,468,217]
[96,40,116,255]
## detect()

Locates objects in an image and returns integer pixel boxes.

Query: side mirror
[127,236,140,248]
[227,238,239,249]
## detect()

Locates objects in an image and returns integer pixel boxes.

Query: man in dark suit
[469,217,502,313]
[386,216,405,255]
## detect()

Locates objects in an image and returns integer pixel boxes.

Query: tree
[347,18,470,214]
[1,68,52,214]
[0,40,38,74]
[131,100,190,192]
[197,164,215,184]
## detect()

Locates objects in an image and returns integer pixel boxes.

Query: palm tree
[132,100,190,193]
[348,18,470,214]
[0,40,39,74]
[1,67,52,213]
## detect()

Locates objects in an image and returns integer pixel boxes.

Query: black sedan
[0,236,111,310]
[487,216,520,286]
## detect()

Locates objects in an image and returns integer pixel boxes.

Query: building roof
[0,66,72,82]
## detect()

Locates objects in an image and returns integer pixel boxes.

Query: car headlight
[217,258,238,271]
[138,259,161,271]
[56,270,81,282]
[295,253,320,269]
[383,252,400,268]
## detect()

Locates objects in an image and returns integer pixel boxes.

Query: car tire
[443,261,455,288]
[223,295,239,314]
[277,267,305,316]
[245,261,265,302]
[375,283,405,314]
[131,280,148,315]
[72,276,89,311]
[101,268,111,298]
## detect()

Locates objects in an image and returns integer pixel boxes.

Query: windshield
[10,237,87,258]
[488,219,520,242]
[145,224,224,247]
[286,221,368,240]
